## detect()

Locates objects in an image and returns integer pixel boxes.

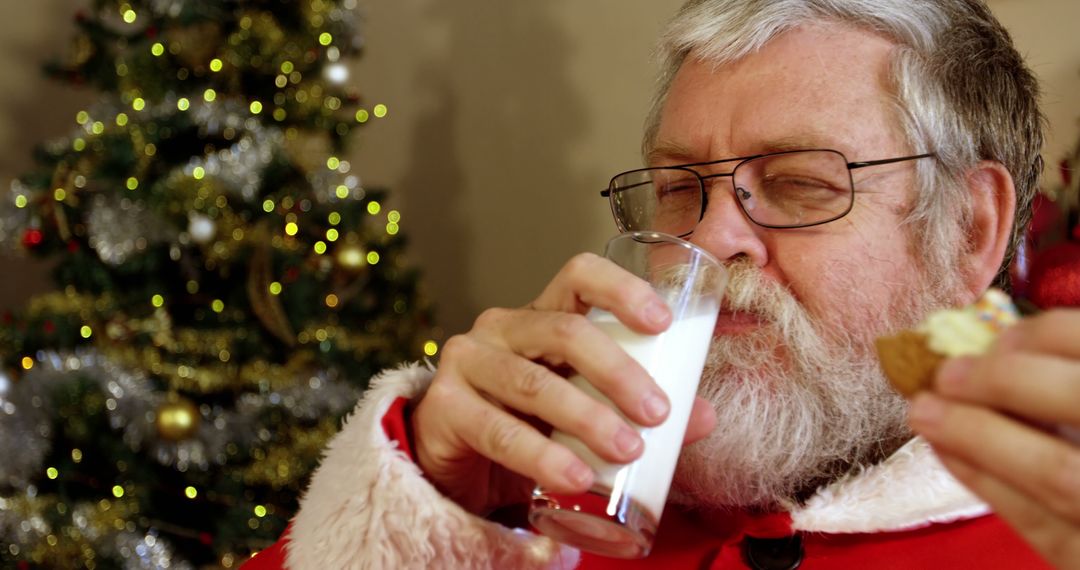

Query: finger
[433,378,596,495]
[530,252,672,334]
[933,449,1080,568]
[483,308,671,427]
[909,393,1080,525]
[934,352,1080,425]
[996,309,1080,359]
[453,335,646,464]
[684,397,718,445]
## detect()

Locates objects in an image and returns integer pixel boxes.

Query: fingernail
[936,357,973,392]
[643,392,670,422]
[643,300,670,327]
[614,426,643,456]
[565,460,593,487]
[909,393,946,427]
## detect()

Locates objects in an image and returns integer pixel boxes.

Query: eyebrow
[646,133,851,166]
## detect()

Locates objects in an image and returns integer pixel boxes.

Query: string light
[76,110,90,124]
[335,185,349,199]
[318,32,333,46]
[424,341,439,356]
[185,486,198,499]
[116,113,129,126]
[268,282,283,295]
[178,98,191,111]
[373,104,388,118]
[132,97,146,111]
[46,467,59,480]
[210,58,224,72]
[112,486,124,498]
[204,88,217,102]
[366,251,380,265]
[20,356,33,370]
[325,229,338,241]
[250,101,263,114]
[367,201,381,215]
[151,42,165,56]
[262,199,275,213]
[80,326,93,339]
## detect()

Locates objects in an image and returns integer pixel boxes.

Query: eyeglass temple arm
[847,152,935,170]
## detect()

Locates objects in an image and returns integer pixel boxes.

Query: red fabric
[578,507,1050,569]
[241,529,288,569]
[243,398,1052,569]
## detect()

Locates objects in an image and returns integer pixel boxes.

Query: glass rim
[607,230,723,270]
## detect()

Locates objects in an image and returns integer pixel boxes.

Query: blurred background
[2,0,1078,335]
[0,0,1077,566]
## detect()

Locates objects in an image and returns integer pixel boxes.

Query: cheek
[769,232,917,326]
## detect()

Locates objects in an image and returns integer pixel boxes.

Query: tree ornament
[335,244,365,273]
[188,213,217,245]
[21,227,44,249]
[155,395,201,441]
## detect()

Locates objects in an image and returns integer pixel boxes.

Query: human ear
[961,160,1016,295]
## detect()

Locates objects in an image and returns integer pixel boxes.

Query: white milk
[551,306,718,520]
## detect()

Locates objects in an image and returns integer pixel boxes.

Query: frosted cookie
[875,289,1020,396]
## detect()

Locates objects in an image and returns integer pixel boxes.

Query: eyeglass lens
[608,150,854,233]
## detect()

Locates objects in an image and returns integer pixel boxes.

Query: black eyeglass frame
[600,149,936,233]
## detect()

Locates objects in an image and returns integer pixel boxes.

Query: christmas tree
[0,0,436,566]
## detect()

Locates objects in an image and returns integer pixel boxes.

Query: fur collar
[286,364,987,568]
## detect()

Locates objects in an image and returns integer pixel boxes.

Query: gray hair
[646,0,1044,289]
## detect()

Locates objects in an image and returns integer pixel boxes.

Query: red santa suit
[243,364,1049,569]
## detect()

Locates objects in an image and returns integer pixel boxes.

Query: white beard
[670,258,957,510]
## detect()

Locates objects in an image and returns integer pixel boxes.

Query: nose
[688,182,769,266]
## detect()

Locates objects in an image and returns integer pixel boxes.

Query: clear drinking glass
[528,231,726,558]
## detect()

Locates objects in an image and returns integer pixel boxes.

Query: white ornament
[324,63,349,84]
[188,214,216,244]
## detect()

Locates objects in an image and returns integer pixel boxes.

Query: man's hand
[908,309,1080,569]
[411,253,719,515]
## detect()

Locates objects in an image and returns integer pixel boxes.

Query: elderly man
[247,0,1079,568]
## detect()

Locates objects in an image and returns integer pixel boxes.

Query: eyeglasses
[600,149,935,235]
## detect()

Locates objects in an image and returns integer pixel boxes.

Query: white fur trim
[285,363,580,570]
[791,437,989,534]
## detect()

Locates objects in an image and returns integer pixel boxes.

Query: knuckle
[568,402,618,440]
[1050,450,1080,519]
[552,313,590,341]
[481,414,527,459]
[438,334,474,363]
[564,252,602,276]
[516,365,553,399]
[473,307,509,331]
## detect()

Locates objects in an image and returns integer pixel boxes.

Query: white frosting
[917,289,1019,357]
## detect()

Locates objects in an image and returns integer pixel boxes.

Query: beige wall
[2,1,1078,337]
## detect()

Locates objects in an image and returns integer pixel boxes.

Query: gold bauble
[156,396,201,441]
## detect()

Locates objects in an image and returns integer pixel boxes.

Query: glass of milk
[528,231,725,559]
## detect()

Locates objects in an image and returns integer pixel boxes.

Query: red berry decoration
[1028,238,1080,308]
[21,228,44,248]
